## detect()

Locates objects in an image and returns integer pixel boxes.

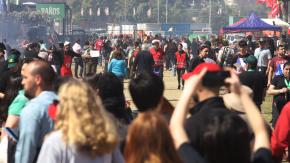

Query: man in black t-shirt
[267,62,290,127]
[182,63,232,157]
[239,55,267,110]
[0,50,22,93]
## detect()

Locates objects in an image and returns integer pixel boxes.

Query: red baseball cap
[182,62,221,80]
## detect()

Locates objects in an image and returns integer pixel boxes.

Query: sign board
[36,3,65,19]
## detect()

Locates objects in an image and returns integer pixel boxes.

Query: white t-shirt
[254,47,271,67]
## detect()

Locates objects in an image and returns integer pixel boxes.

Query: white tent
[262,18,289,27]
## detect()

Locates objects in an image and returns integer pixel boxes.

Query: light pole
[125,0,127,22]
[166,0,168,23]
[157,0,160,24]
[209,0,212,31]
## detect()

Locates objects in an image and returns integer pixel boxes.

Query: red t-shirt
[95,39,103,51]
[271,102,290,161]
[269,56,290,76]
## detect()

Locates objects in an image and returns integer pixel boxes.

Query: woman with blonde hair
[37,79,124,163]
[124,112,182,163]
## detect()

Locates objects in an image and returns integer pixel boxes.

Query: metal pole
[125,0,127,22]
[166,0,168,23]
[157,0,160,24]
[209,0,212,32]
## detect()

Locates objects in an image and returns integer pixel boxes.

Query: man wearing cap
[183,63,232,155]
[150,40,164,78]
[254,38,272,74]
[0,49,22,93]
[239,55,267,110]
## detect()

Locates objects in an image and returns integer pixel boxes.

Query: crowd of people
[0,33,289,163]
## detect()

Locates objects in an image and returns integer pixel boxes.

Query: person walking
[150,40,164,79]
[254,38,272,75]
[175,43,189,89]
[239,55,267,110]
[60,41,78,77]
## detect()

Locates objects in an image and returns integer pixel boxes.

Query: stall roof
[223,13,282,33]
[262,18,289,27]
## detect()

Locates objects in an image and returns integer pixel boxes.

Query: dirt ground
[122,69,273,123]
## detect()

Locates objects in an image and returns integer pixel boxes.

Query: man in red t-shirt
[268,45,290,87]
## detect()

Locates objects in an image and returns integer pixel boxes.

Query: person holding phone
[170,67,272,163]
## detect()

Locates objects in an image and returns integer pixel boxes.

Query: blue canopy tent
[223,13,282,33]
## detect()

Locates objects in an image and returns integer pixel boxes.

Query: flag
[97,7,100,16]
[269,2,279,18]
[104,7,109,16]
[89,8,92,16]
[266,0,278,8]
[256,0,266,4]
[147,8,151,17]
[133,7,136,16]
[80,8,83,16]
[217,8,222,15]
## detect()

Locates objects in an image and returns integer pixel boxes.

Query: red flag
[256,0,266,4]
[268,3,279,18]
[266,0,274,8]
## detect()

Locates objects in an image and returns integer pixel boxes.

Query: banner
[36,3,65,19]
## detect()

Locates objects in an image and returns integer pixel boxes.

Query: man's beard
[24,91,34,100]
